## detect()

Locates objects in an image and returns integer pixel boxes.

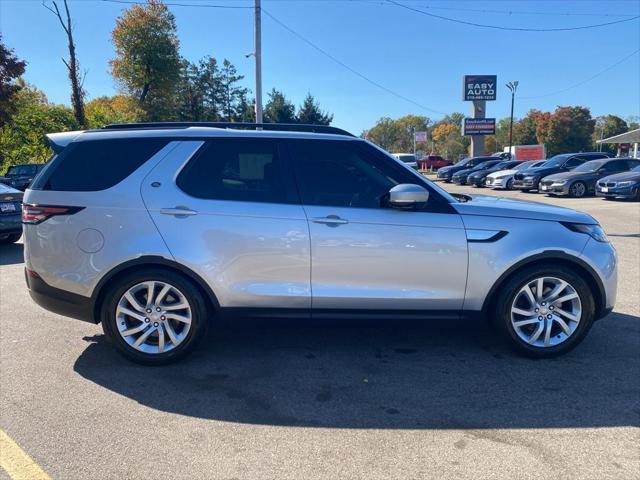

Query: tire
[521,189,530,193]
[506,178,514,190]
[0,233,21,244]
[569,181,587,198]
[101,268,209,365]
[492,263,596,358]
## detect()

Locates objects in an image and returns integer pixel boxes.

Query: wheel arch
[482,250,606,319]
[91,256,219,323]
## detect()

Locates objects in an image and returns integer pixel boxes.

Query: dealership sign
[463,118,496,136]
[463,75,497,101]
[414,131,428,142]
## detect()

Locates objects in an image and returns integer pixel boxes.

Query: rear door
[142,138,311,310]
[287,139,467,313]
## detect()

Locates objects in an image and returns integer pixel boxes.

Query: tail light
[22,204,84,225]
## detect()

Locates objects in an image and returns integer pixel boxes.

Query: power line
[101,0,252,9]
[261,8,447,115]
[520,49,640,100]
[387,0,640,32]
[403,2,637,18]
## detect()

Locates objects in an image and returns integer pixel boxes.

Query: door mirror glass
[388,184,429,209]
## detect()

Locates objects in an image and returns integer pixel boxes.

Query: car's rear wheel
[493,264,595,357]
[101,268,209,365]
[0,233,21,244]
[569,181,587,198]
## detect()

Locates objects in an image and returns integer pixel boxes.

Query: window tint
[565,157,584,168]
[32,138,170,191]
[177,138,289,203]
[289,140,419,209]
[600,161,624,172]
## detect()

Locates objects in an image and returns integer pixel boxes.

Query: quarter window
[177,139,289,204]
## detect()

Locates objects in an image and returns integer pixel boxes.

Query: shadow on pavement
[74,312,640,429]
[0,242,23,266]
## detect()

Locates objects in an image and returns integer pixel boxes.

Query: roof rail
[101,122,355,137]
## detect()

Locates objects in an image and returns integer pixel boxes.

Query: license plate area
[0,202,17,213]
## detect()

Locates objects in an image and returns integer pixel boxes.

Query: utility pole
[254,0,263,124]
[506,81,519,158]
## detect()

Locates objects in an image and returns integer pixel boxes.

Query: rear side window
[565,157,584,168]
[31,138,170,191]
[176,138,290,204]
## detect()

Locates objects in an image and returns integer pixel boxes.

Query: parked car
[452,159,504,185]
[513,152,613,192]
[0,183,23,244]
[436,156,500,183]
[485,160,546,190]
[540,158,640,198]
[596,163,640,200]
[392,153,418,170]
[24,122,617,364]
[419,155,452,170]
[467,160,523,187]
[0,163,46,191]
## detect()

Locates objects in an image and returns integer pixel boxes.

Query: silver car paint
[23,128,617,320]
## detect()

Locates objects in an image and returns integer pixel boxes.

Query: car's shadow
[0,241,23,266]
[74,312,640,429]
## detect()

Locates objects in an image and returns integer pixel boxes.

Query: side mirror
[388,184,429,209]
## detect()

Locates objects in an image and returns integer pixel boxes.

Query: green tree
[235,92,255,122]
[537,106,594,156]
[175,59,205,121]
[296,93,333,125]
[513,110,541,146]
[441,112,464,128]
[0,34,27,127]
[198,56,223,121]
[84,94,142,128]
[363,117,403,151]
[219,59,247,122]
[264,89,296,123]
[593,115,628,153]
[494,117,511,151]
[0,84,77,172]
[110,0,181,120]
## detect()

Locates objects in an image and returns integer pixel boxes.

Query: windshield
[515,161,535,170]
[5,165,36,176]
[573,160,606,173]
[542,154,572,168]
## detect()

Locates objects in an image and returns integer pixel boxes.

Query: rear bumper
[0,214,22,236]
[25,269,97,323]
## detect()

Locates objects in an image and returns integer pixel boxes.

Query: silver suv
[23,123,617,364]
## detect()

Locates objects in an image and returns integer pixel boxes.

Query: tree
[198,56,223,121]
[0,84,77,172]
[235,92,255,122]
[110,0,181,119]
[593,115,628,153]
[0,34,26,127]
[43,0,86,127]
[363,117,403,151]
[536,106,594,156]
[219,59,247,122]
[296,93,333,125]
[85,95,142,128]
[441,112,464,128]
[175,59,205,121]
[431,122,468,159]
[513,110,541,146]
[264,89,296,123]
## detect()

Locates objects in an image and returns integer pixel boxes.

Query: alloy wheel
[510,276,582,348]
[116,281,192,354]
[570,182,586,198]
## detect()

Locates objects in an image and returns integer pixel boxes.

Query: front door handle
[311,215,349,226]
[160,206,198,216]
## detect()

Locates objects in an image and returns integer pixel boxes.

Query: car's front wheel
[506,178,514,190]
[569,181,587,198]
[493,264,595,357]
[101,268,209,364]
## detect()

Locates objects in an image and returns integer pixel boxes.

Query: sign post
[463,75,497,158]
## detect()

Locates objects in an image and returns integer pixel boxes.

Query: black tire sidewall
[101,268,209,365]
[494,264,596,358]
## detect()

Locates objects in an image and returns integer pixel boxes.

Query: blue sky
[1,0,639,134]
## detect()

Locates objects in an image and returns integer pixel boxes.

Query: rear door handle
[311,215,348,225]
[160,206,198,216]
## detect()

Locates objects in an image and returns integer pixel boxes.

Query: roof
[597,128,640,144]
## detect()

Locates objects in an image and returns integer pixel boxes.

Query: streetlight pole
[506,81,518,158]
[254,0,263,124]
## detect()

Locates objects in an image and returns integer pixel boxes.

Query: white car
[485,160,546,190]
[392,153,418,170]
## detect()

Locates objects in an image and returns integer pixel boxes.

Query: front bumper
[596,184,639,199]
[485,177,508,188]
[437,172,452,181]
[468,176,486,187]
[580,238,617,319]
[539,183,570,195]
[452,176,468,185]
[513,177,538,190]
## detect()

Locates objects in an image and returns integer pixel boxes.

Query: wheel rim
[571,182,586,197]
[116,281,192,354]
[510,276,582,348]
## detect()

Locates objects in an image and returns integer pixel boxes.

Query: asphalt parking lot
[1,184,638,480]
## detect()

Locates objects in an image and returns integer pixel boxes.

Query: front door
[287,139,468,313]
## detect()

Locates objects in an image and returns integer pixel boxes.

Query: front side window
[289,140,419,209]
[564,157,584,168]
[177,138,289,204]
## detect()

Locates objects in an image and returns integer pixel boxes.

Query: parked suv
[0,163,46,191]
[513,152,613,192]
[24,123,617,364]
[436,156,498,182]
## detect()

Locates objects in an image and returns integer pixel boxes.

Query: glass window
[32,138,170,191]
[565,157,584,168]
[177,138,289,204]
[289,140,418,209]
